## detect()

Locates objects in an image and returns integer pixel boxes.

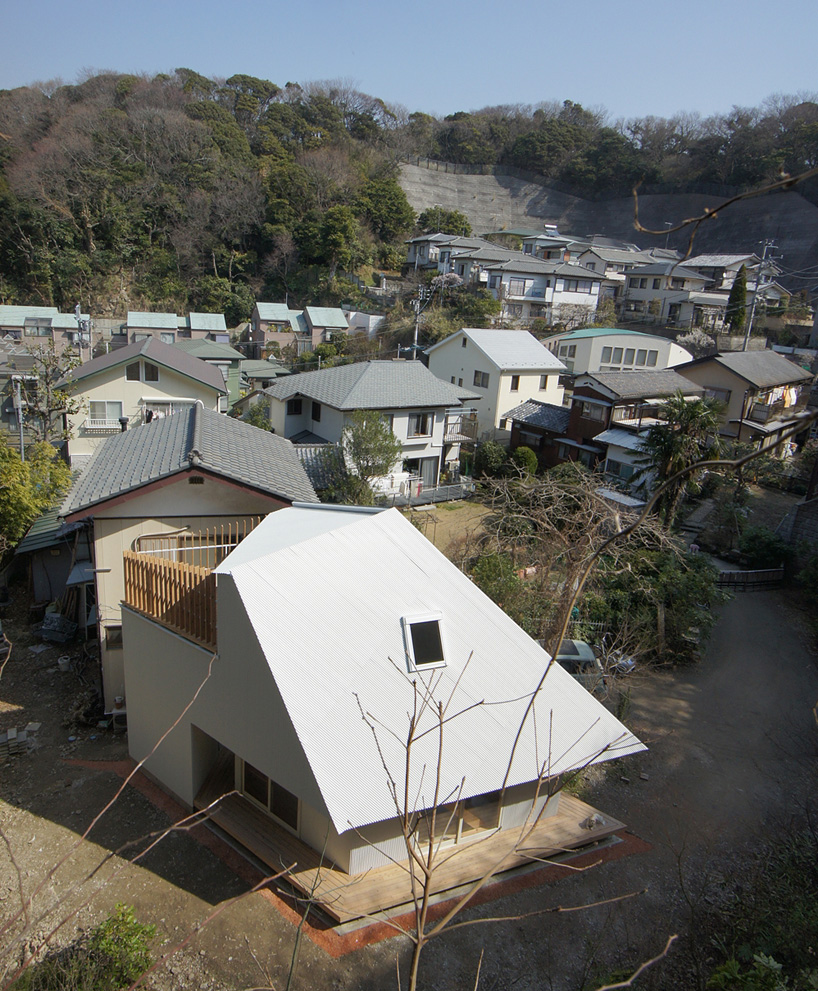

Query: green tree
[416,207,472,236]
[20,342,84,443]
[511,445,538,475]
[634,392,725,524]
[0,435,72,545]
[726,264,748,332]
[322,410,402,505]
[239,399,272,431]
[357,173,415,242]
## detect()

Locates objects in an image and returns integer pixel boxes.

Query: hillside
[400,163,818,280]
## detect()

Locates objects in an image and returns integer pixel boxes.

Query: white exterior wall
[270,397,449,472]
[91,479,282,709]
[428,338,562,439]
[65,365,220,464]
[544,333,693,375]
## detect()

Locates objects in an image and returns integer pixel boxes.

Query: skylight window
[402,612,446,671]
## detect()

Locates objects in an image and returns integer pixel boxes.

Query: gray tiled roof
[264,360,480,410]
[582,370,704,400]
[61,406,318,516]
[57,338,227,393]
[485,258,605,279]
[502,400,571,433]
[696,351,814,389]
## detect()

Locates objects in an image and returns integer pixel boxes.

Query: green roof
[556,327,657,340]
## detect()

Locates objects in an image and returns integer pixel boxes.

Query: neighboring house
[126,311,179,344]
[554,370,704,469]
[575,247,681,302]
[59,405,318,709]
[503,399,572,469]
[0,304,91,356]
[248,303,348,358]
[486,259,604,325]
[265,360,480,490]
[179,312,229,342]
[120,503,644,920]
[541,328,693,375]
[240,358,291,393]
[57,338,227,468]
[426,328,566,441]
[675,350,814,449]
[173,339,245,410]
[620,264,711,327]
[405,233,498,270]
[343,309,386,339]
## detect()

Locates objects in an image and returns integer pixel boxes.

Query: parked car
[598,634,636,675]
[553,639,607,694]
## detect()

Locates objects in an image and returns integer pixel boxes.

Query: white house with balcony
[541,328,693,375]
[57,338,227,468]
[426,328,566,441]
[264,360,480,491]
[482,258,605,325]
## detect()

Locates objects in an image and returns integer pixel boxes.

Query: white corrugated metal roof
[216,507,644,833]
[595,428,647,451]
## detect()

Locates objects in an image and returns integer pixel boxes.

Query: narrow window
[312,402,321,422]
[461,337,467,348]
[126,362,140,381]
[636,349,647,366]
[612,348,623,363]
[539,374,548,390]
[510,375,520,391]
[601,347,612,363]
[624,349,635,365]
[144,362,159,382]
[647,351,658,367]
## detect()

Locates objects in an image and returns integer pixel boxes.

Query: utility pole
[411,285,431,359]
[742,240,777,351]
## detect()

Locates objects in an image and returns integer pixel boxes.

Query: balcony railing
[123,517,264,649]
[82,418,123,432]
[444,409,479,443]
[749,395,807,424]
[124,551,216,650]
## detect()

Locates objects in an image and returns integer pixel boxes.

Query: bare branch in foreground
[595,934,678,990]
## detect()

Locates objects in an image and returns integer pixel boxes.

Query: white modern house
[120,504,644,920]
[426,328,566,441]
[541,328,693,375]
[264,360,480,491]
[56,338,227,468]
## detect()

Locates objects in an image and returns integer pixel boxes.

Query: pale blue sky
[3,0,816,122]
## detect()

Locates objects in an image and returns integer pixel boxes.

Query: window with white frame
[89,400,123,424]
[601,346,613,363]
[402,612,446,671]
[241,761,299,830]
[563,279,593,293]
[473,370,489,389]
[646,350,658,366]
[539,374,550,390]
[635,349,647,366]
[125,361,159,382]
[578,401,606,422]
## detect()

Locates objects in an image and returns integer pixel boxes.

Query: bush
[14,904,154,991]
[739,526,793,569]
[510,445,538,475]
[473,440,507,477]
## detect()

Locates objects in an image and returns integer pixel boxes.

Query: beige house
[58,338,227,468]
[426,328,566,441]
[120,504,643,921]
[676,350,814,449]
[59,405,318,708]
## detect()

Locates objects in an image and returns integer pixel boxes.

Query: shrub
[473,440,507,477]
[510,445,538,475]
[739,526,793,569]
[14,904,155,991]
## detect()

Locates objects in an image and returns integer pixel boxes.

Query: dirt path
[2,588,817,990]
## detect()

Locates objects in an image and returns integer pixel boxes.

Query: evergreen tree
[726,264,748,332]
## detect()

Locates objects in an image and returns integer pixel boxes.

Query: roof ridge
[187,402,203,466]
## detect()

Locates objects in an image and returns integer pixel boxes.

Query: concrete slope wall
[399,164,818,280]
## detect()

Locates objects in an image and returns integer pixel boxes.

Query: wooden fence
[716,568,785,591]
[123,551,217,650]
[134,517,263,569]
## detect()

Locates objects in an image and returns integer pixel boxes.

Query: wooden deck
[195,761,626,924]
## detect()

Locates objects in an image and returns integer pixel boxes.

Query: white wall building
[541,327,693,375]
[426,328,566,441]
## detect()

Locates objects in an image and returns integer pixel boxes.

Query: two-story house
[173,339,245,411]
[57,338,227,468]
[248,303,349,358]
[620,264,711,327]
[0,304,91,356]
[675,350,814,451]
[482,259,604,325]
[59,404,318,708]
[426,328,566,441]
[264,360,480,491]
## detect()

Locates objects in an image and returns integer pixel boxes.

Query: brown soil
[2,491,817,990]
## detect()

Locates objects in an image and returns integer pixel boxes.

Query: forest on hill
[0,69,816,318]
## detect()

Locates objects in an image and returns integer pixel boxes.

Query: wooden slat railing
[123,551,217,650]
